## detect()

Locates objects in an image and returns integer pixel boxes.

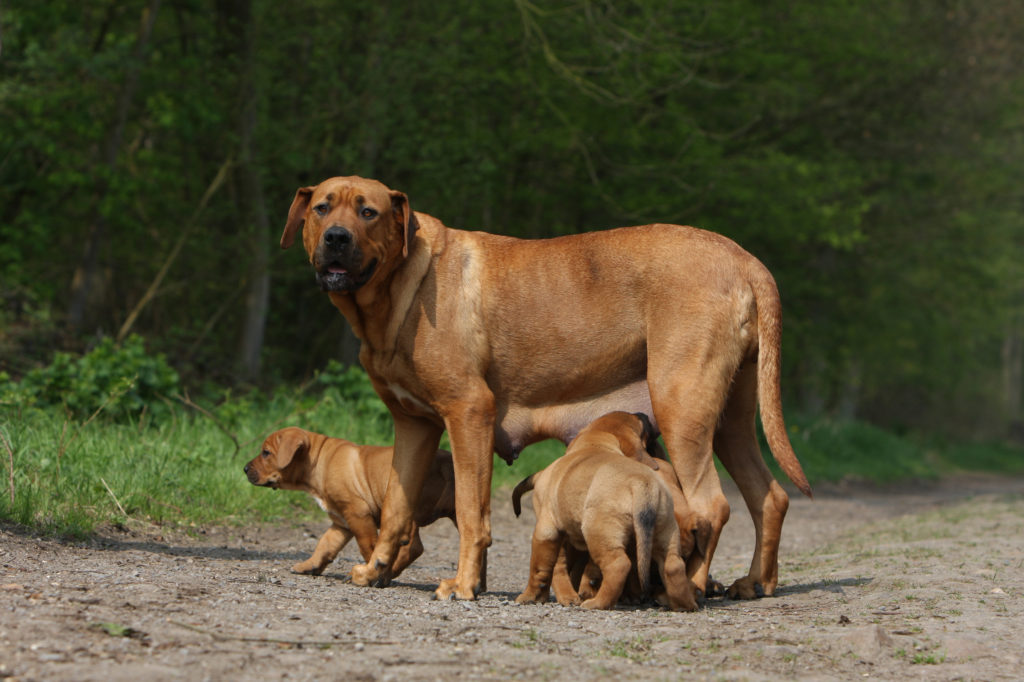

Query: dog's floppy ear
[389,189,419,258]
[281,186,314,249]
[273,429,310,469]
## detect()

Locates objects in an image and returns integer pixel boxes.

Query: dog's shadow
[87,536,308,562]
[772,576,872,596]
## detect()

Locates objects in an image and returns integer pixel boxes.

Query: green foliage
[1,0,1022,442]
[9,336,180,421]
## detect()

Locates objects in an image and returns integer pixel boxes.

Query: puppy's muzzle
[243,462,277,487]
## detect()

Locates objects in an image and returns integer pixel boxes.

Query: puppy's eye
[313,202,329,217]
[360,207,377,219]
[261,449,271,458]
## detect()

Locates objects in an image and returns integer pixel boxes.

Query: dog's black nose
[243,463,250,474]
[324,226,352,249]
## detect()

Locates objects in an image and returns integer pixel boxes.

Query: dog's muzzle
[314,226,377,292]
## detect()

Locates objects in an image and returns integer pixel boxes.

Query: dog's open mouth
[317,258,378,293]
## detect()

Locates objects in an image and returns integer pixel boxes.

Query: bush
[10,335,180,421]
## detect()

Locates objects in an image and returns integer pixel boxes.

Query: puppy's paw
[514,591,544,605]
[291,561,325,576]
[704,574,726,598]
[350,562,378,587]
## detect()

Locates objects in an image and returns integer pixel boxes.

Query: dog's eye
[313,202,329,217]
[360,207,377,219]
[261,449,271,458]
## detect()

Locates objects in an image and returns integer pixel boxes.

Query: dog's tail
[633,499,655,597]
[751,267,813,498]
[511,474,536,518]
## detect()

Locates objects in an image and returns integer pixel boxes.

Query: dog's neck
[328,212,441,352]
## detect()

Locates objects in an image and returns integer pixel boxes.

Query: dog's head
[280,176,419,294]
[243,427,313,489]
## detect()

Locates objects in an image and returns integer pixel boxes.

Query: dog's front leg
[435,395,495,600]
[351,416,442,588]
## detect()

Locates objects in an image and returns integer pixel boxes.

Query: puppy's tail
[633,500,655,597]
[511,474,536,518]
[751,267,813,498]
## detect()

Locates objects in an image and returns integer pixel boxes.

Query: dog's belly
[493,380,654,462]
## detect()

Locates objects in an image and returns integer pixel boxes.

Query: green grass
[2,384,1022,536]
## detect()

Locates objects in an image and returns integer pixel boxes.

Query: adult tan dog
[243,427,463,582]
[511,412,699,610]
[281,175,812,601]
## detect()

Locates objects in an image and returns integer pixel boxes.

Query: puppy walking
[512,413,699,611]
[243,427,478,585]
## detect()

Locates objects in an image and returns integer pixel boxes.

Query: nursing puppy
[569,425,711,605]
[244,427,473,585]
[512,412,699,611]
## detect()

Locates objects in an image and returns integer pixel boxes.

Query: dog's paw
[434,577,477,601]
[726,576,766,600]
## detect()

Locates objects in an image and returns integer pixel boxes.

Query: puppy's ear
[389,190,419,258]
[622,413,659,470]
[273,430,310,469]
[281,186,314,249]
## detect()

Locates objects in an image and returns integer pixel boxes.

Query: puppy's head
[577,411,660,467]
[279,176,419,294]
[243,427,312,489]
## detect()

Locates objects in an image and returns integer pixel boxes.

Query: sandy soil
[1,474,1022,681]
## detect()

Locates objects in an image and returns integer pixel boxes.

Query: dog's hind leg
[714,363,789,598]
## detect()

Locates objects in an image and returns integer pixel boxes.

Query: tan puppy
[243,427,469,584]
[512,412,699,611]
[563,416,712,605]
[281,175,811,601]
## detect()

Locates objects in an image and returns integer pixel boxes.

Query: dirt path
[2,474,1022,681]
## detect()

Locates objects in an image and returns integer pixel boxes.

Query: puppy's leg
[292,524,352,575]
[550,545,582,607]
[654,548,699,611]
[354,417,442,589]
[577,560,601,601]
[515,525,564,605]
[581,543,631,610]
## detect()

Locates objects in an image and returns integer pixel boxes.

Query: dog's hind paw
[726,576,766,600]
[435,577,478,601]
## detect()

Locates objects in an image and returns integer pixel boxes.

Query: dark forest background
[1,0,1022,441]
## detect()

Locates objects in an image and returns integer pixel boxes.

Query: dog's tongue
[327,265,347,274]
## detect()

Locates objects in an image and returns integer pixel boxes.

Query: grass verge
[2,390,1021,536]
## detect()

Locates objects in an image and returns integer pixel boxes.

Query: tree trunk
[232,0,270,382]
[1003,312,1023,440]
[68,0,162,333]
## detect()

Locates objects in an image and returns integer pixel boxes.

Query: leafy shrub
[316,360,389,419]
[11,335,180,420]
